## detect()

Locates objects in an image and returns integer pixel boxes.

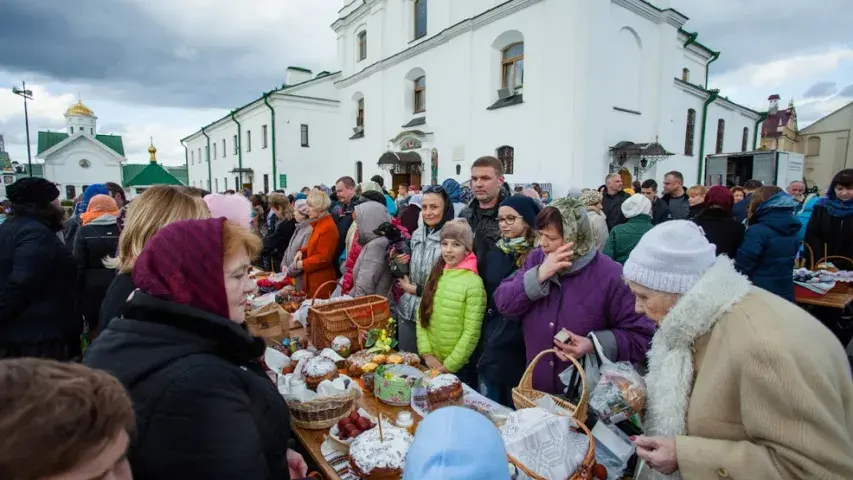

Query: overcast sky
[1,0,851,166]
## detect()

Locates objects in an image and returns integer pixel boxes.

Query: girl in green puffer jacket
[417,219,486,387]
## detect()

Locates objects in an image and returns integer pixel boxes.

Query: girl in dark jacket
[692,185,745,258]
[84,218,307,480]
[262,193,296,272]
[73,195,120,335]
[477,196,540,407]
[735,187,801,301]
[805,169,853,271]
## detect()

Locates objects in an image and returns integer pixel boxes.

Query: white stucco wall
[42,136,123,199]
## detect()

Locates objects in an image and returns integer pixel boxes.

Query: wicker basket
[512,349,588,422]
[812,252,853,294]
[308,281,389,351]
[286,386,358,430]
[507,418,602,480]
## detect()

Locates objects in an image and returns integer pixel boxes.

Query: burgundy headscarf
[132,218,230,318]
[703,185,735,213]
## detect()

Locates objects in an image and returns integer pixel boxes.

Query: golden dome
[65,100,94,117]
[148,144,157,154]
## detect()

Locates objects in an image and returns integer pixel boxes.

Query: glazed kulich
[348,424,413,480]
[426,373,463,411]
[301,356,338,391]
[290,349,316,368]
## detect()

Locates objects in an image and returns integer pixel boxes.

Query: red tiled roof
[761,108,795,137]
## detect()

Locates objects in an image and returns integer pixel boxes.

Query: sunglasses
[422,185,446,194]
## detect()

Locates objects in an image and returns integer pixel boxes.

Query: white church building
[183,0,762,195]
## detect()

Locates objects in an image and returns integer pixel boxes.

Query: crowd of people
[0,157,852,479]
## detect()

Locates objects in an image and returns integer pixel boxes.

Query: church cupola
[148,138,158,163]
[65,100,97,136]
[767,94,780,114]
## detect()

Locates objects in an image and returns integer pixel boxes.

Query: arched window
[684,109,696,155]
[357,98,365,127]
[682,67,690,82]
[357,31,367,61]
[414,0,428,40]
[413,76,426,113]
[502,43,524,90]
[497,145,515,174]
[807,136,821,156]
[741,127,749,152]
[355,161,363,183]
[715,119,725,154]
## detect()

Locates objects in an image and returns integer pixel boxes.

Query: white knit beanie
[621,194,652,218]
[623,220,717,294]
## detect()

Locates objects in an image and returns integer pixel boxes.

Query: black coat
[459,191,508,276]
[73,217,119,331]
[262,218,296,269]
[84,293,292,480]
[99,272,136,334]
[733,194,751,224]
[477,246,527,396]
[662,192,690,220]
[693,208,745,258]
[602,190,631,230]
[0,214,81,347]
[805,204,853,271]
[650,198,672,225]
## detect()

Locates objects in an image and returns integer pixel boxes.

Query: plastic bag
[588,362,646,423]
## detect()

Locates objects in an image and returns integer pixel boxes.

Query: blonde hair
[268,193,294,221]
[105,185,210,272]
[222,220,262,260]
[687,185,708,197]
[306,190,331,213]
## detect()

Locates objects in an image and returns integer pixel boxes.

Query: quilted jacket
[397,223,442,323]
[603,214,654,264]
[416,253,486,373]
[350,201,392,297]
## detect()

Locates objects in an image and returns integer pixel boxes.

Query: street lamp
[12,81,34,177]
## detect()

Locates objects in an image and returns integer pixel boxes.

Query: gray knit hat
[440,219,474,251]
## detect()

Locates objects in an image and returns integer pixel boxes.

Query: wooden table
[291,392,422,480]
[796,291,853,309]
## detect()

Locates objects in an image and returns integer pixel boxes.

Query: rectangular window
[234,176,239,190]
[414,76,426,113]
[198,148,201,162]
[263,174,269,193]
[262,125,268,149]
[301,125,309,147]
[215,178,219,192]
[90,128,93,135]
[233,134,238,154]
[224,177,227,191]
[213,143,217,160]
[246,131,252,152]
[357,31,367,61]
[70,127,74,133]
[191,150,195,165]
[357,98,365,127]
[222,139,226,157]
[414,0,427,40]
[502,43,524,90]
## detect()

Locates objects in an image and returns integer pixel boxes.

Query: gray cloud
[839,84,853,98]
[0,115,64,147]
[0,0,335,110]
[803,81,837,98]
[670,0,853,74]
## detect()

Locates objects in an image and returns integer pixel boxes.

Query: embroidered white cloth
[500,408,588,480]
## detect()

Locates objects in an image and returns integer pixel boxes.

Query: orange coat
[300,214,339,299]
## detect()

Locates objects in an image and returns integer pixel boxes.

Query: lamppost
[12,81,34,177]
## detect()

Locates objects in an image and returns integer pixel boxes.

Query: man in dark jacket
[602,173,630,230]
[640,179,672,225]
[733,179,763,224]
[0,178,81,360]
[331,176,357,277]
[661,171,690,220]
[459,156,507,276]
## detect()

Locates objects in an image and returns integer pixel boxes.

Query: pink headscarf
[204,193,252,230]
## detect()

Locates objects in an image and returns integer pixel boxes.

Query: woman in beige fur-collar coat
[622,220,853,480]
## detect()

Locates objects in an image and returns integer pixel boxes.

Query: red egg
[349,411,360,422]
[337,417,352,430]
[350,429,362,437]
[344,423,359,435]
[355,417,371,430]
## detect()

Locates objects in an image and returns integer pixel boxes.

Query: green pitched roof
[36,131,125,156]
[165,166,188,185]
[124,162,183,187]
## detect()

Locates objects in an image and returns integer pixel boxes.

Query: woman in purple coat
[494,198,655,394]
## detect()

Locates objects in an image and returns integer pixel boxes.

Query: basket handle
[310,280,340,305]
[816,255,853,269]
[345,308,381,349]
[518,348,588,414]
[801,241,814,270]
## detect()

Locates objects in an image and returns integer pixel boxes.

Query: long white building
[183,0,762,195]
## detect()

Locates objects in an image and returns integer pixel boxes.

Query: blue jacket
[735,192,801,301]
[404,406,510,480]
[384,193,397,216]
[733,193,751,224]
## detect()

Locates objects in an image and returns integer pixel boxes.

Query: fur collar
[643,256,752,480]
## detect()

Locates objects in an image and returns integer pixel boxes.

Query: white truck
[704,150,805,188]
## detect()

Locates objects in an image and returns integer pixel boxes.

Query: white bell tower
[64,100,98,136]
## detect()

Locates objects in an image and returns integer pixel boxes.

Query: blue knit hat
[500,194,541,227]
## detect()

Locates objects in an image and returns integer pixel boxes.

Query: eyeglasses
[498,215,519,225]
[422,185,446,194]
